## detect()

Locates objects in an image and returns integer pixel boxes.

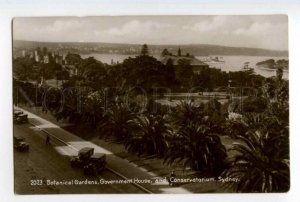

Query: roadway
[14,106,192,194]
[13,123,144,194]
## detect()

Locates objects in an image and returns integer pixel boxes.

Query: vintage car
[15,114,28,124]
[13,110,23,120]
[13,136,29,152]
[70,147,94,168]
[83,153,106,176]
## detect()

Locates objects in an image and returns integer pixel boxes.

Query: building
[22,50,26,57]
[160,55,209,74]
[29,52,34,59]
[35,55,40,62]
[34,50,40,62]
[43,55,49,64]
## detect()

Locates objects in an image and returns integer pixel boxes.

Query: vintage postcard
[12,15,289,194]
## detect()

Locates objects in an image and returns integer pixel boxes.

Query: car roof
[79,147,94,153]
[14,136,25,140]
[18,114,28,117]
[90,153,105,159]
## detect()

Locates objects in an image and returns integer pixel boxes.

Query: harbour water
[81,53,289,79]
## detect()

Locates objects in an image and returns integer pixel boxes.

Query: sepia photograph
[12,15,289,194]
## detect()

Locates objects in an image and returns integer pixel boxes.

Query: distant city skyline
[13,15,288,51]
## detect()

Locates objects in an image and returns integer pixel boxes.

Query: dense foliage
[13,45,289,192]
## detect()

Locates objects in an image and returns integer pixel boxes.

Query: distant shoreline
[13,40,288,57]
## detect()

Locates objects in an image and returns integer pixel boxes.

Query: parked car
[70,147,94,168]
[14,136,29,152]
[15,114,28,124]
[83,153,106,176]
[13,110,23,121]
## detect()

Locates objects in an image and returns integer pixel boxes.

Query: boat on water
[202,56,225,64]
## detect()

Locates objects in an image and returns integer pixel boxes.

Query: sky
[13,15,288,51]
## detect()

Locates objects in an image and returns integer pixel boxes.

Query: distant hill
[13,40,288,57]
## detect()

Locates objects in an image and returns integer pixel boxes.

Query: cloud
[233,21,287,36]
[104,20,173,37]
[231,21,288,50]
[92,20,175,44]
[180,16,288,50]
[13,16,288,50]
[183,16,228,32]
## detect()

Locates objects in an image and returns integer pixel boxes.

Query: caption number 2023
[30,179,43,186]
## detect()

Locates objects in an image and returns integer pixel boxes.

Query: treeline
[13,71,289,193]
[13,56,69,81]
[14,51,265,93]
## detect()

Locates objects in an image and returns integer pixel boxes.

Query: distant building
[34,50,40,62]
[29,52,34,59]
[44,55,49,64]
[22,50,26,57]
[35,55,40,62]
[54,55,63,64]
[160,55,209,74]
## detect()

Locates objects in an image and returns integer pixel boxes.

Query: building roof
[161,55,208,66]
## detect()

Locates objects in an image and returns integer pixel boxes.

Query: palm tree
[170,100,205,129]
[98,103,137,142]
[221,129,289,192]
[226,112,265,139]
[125,114,173,157]
[164,122,227,175]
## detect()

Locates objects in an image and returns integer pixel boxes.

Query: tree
[170,100,205,128]
[81,90,105,129]
[221,129,289,192]
[165,59,177,88]
[99,103,137,142]
[161,48,169,57]
[164,122,227,175]
[54,87,91,124]
[140,44,149,56]
[125,114,173,157]
[56,70,70,82]
[38,62,62,80]
[65,53,82,66]
[175,59,194,89]
[222,64,289,192]
[13,57,36,81]
[80,57,106,82]
[121,55,171,92]
[242,96,268,113]
[177,48,181,56]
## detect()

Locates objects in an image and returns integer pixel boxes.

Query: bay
[81,53,289,79]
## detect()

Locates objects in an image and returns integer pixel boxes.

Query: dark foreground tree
[125,114,172,157]
[221,129,289,192]
[99,103,137,142]
[164,122,227,175]
[170,100,205,128]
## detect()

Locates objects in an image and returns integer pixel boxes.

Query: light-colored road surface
[14,123,144,194]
